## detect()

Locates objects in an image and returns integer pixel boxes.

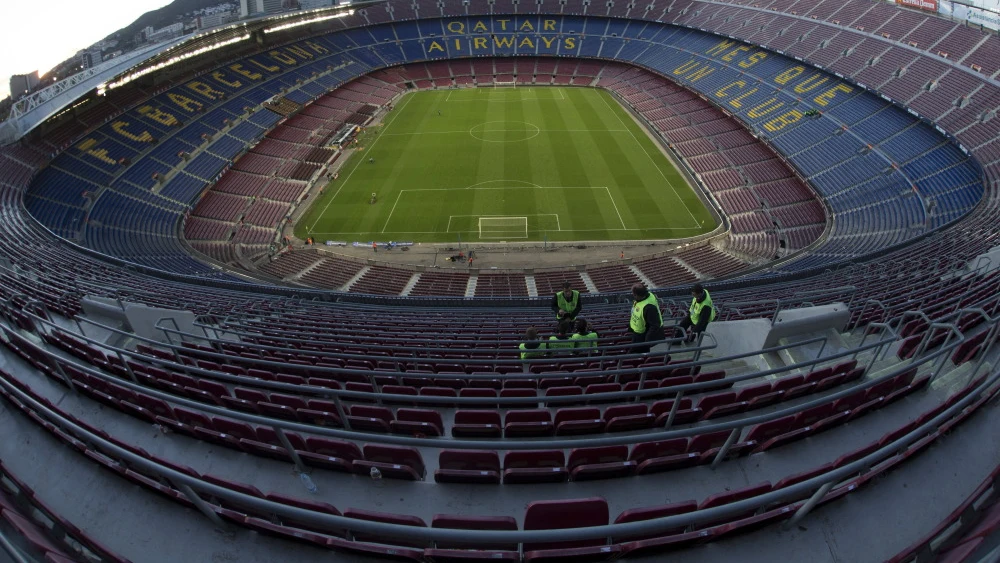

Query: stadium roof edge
[0,1,370,146]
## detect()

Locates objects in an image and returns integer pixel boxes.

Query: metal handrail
[182,317,695,358]
[63,313,843,400]
[0,359,995,545]
[0,530,31,563]
[1,316,951,451]
[854,322,899,368]
[143,316,716,371]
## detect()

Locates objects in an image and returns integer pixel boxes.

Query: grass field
[296,87,716,243]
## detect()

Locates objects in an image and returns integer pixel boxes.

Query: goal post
[478,216,528,239]
[494,80,517,88]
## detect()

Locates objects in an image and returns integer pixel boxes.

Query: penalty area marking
[447,213,562,233]
[444,87,567,102]
[382,186,627,234]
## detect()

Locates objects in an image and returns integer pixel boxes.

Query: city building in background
[8,72,40,100]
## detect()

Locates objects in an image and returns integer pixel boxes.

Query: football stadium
[0,0,998,561]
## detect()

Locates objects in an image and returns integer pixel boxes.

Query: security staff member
[677,283,716,343]
[571,318,599,352]
[519,327,547,373]
[547,319,576,353]
[629,283,663,354]
[551,281,582,321]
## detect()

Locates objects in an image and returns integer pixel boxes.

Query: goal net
[478,216,528,239]
[494,80,517,88]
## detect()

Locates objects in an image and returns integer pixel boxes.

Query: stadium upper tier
[18,13,988,286]
[0,2,999,562]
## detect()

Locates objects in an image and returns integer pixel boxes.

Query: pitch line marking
[598,91,701,228]
[442,87,567,102]
[309,92,414,232]
[470,121,540,143]
[382,129,627,135]
[309,226,706,235]
[604,187,628,230]
[381,191,404,233]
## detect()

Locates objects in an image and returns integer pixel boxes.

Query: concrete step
[400,273,421,297]
[629,265,654,289]
[465,275,477,298]
[287,257,326,282]
[525,275,538,297]
[341,265,370,292]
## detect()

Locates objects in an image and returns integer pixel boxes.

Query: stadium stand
[0,0,998,561]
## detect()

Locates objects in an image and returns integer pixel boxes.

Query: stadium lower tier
[1,1,999,561]
[20,16,985,293]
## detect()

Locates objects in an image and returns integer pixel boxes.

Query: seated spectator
[547,319,576,353]
[571,318,599,352]
[519,327,547,371]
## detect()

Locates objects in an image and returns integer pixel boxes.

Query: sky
[0,0,171,99]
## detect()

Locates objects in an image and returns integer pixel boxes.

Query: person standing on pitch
[628,283,663,354]
[551,281,582,321]
[677,283,716,343]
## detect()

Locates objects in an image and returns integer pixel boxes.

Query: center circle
[469,121,541,143]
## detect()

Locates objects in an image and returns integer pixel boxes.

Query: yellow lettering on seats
[77,139,118,165]
[212,71,242,88]
[167,93,204,113]
[729,87,759,109]
[715,81,746,99]
[112,121,154,143]
[813,84,854,106]
[250,59,281,73]
[793,74,829,93]
[739,51,767,68]
[747,98,785,118]
[721,45,751,62]
[138,105,178,126]
[286,45,314,59]
[269,51,297,65]
[764,110,803,132]
[774,66,805,85]
[706,39,736,56]
[187,81,225,100]
[305,41,329,54]
[229,64,262,80]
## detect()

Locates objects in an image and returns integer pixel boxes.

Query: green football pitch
[296,87,716,243]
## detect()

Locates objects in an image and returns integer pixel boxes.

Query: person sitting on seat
[519,327,547,372]
[571,318,599,352]
[546,319,576,354]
